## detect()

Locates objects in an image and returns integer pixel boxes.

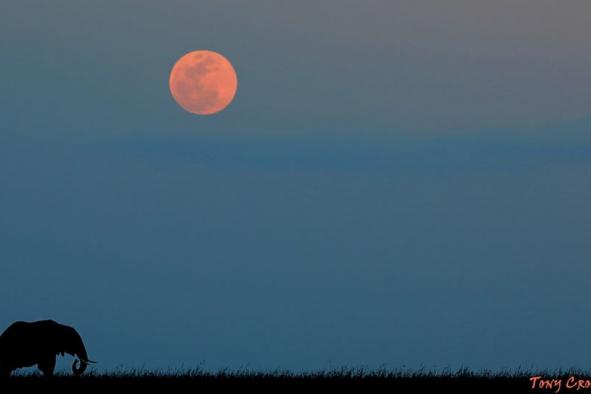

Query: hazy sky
[0,1,590,372]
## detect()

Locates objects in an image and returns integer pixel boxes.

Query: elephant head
[55,324,96,375]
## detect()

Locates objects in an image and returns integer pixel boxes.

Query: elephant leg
[38,355,56,377]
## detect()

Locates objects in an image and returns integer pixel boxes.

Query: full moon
[169,50,238,115]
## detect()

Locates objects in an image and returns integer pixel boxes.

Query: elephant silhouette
[0,320,96,377]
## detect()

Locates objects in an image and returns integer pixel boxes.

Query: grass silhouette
[1,367,576,392]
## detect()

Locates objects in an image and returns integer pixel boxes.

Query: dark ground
[1,369,579,393]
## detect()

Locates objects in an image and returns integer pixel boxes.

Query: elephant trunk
[71,339,91,375]
[72,359,88,375]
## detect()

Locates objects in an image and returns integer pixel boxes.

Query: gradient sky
[1,1,590,372]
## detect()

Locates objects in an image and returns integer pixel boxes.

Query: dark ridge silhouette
[0,320,96,377]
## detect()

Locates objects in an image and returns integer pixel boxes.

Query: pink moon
[169,50,238,115]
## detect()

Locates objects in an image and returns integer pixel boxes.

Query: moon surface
[169,50,238,115]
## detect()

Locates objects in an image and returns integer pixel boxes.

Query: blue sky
[0,1,590,372]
